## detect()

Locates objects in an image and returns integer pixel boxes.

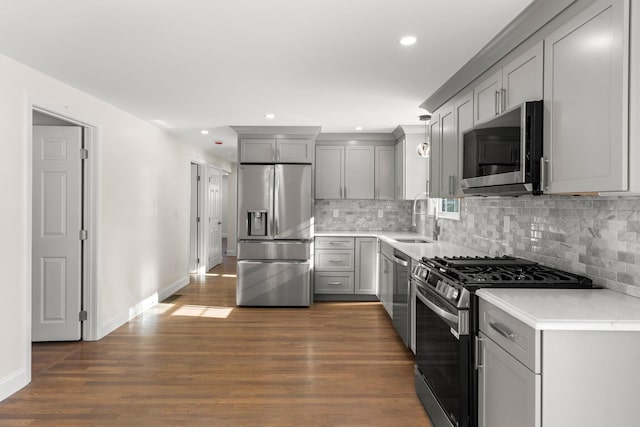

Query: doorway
[189,163,202,273]
[30,108,97,343]
[207,166,225,270]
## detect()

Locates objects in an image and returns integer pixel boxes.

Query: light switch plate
[333,209,339,218]
[378,209,384,218]
[503,215,510,233]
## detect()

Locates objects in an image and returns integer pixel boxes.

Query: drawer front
[478,300,540,373]
[314,272,354,294]
[315,236,355,250]
[315,250,354,271]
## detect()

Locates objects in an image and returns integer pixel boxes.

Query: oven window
[416,296,469,426]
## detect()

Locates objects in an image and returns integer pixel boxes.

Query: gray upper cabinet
[427,113,441,198]
[276,139,313,163]
[393,126,429,200]
[473,70,503,124]
[315,146,345,199]
[543,0,628,193]
[240,138,313,163]
[438,104,456,198]
[345,146,375,199]
[473,41,543,124]
[374,146,395,200]
[430,91,473,199]
[315,145,377,199]
[240,138,276,163]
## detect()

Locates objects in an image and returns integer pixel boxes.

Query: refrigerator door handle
[273,165,279,238]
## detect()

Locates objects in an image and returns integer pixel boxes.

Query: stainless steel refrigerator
[236,164,312,306]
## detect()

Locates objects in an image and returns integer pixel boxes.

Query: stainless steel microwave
[461,100,543,196]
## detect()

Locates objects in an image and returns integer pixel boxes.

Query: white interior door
[207,168,223,270]
[189,163,201,273]
[32,125,83,341]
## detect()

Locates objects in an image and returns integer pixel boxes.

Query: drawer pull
[328,241,345,245]
[329,259,343,263]
[327,282,342,286]
[490,322,515,341]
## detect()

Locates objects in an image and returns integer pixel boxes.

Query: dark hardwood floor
[0,256,431,426]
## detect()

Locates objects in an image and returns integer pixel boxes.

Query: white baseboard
[226,249,237,256]
[97,275,190,340]
[0,369,27,403]
[158,275,190,302]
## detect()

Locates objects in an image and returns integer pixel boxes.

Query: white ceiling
[0,0,533,162]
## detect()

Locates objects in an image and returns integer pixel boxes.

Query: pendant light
[417,113,431,158]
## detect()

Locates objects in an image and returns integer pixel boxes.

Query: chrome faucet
[412,192,430,227]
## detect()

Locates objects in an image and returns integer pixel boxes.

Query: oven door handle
[416,288,459,325]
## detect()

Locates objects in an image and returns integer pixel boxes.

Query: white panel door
[207,168,223,270]
[32,125,82,341]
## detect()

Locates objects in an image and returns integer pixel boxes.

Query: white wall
[0,52,231,402]
[226,164,238,256]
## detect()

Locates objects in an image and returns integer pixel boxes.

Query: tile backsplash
[315,200,413,231]
[428,195,640,298]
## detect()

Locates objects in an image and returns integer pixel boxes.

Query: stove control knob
[448,288,459,300]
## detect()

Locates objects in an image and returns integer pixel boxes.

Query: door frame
[26,101,100,380]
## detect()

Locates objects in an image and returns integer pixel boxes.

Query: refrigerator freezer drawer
[237,241,311,261]
[237,261,311,307]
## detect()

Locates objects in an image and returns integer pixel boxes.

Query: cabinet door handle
[475,336,484,370]
[540,157,549,191]
[495,90,500,115]
[501,88,507,112]
[490,322,515,341]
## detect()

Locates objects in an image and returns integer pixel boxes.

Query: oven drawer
[314,272,354,294]
[315,236,355,250]
[478,300,540,373]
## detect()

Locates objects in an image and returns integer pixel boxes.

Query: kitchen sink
[393,238,431,244]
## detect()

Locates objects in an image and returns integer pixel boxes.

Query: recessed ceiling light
[400,35,417,46]
[264,113,275,119]
[201,130,209,135]
[354,126,363,131]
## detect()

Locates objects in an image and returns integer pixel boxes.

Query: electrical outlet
[332,209,339,218]
[378,209,384,218]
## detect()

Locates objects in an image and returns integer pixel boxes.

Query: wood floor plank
[0,257,431,426]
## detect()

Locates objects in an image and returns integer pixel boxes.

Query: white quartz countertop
[315,231,488,261]
[477,288,640,331]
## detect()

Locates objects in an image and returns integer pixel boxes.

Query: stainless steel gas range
[411,256,594,427]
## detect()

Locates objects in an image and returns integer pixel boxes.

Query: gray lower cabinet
[314,236,377,298]
[478,298,640,427]
[354,237,377,294]
[478,330,539,427]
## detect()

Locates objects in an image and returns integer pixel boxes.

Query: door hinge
[79,310,88,322]
[79,229,88,240]
[197,175,201,181]
[197,217,201,223]
[79,148,88,159]
[197,258,200,264]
